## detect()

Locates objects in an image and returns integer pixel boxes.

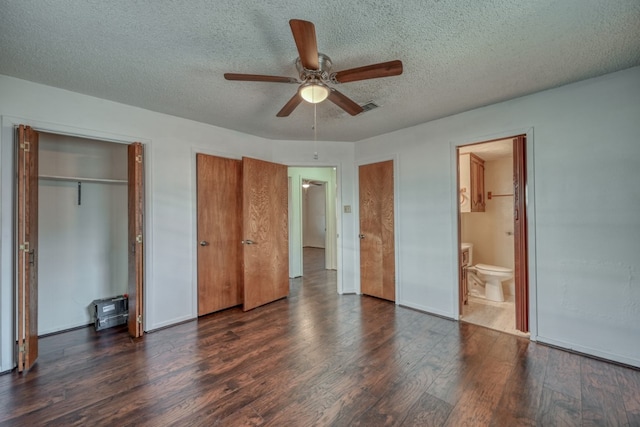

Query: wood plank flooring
[1,248,639,426]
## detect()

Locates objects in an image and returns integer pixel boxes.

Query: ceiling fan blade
[327,89,364,116]
[276,93,303,117]
[289,19,319,70]
[332,60,403,83]
[224,73,299,83]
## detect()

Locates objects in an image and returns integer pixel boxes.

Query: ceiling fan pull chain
[313,103,318,160]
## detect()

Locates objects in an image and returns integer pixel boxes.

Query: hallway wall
[303,184,326,248]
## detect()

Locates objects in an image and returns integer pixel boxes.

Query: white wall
[303,184,326,248]
[38,134,128,334]
[0,75,357,372]
[356,67,640,367]
[2,67,637,370]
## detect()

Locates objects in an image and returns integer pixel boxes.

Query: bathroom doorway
[457,135,529,335]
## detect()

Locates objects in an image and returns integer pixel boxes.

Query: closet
[15,125,144,372]
[38,133,128,335]
[196,153,289,315]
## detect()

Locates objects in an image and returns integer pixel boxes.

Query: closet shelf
[38,175,127,184]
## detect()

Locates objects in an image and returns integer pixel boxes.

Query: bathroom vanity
[460,243,473,305]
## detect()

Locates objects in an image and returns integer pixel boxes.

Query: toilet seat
[475,263,512,277]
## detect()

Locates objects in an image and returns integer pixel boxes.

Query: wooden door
[513,136,529,332]
[128,142,144,338]
[242,157,289,311]
[196,154,243,315]
[16,125,39,372]
[470,154,485,212]
[359,160,395,301]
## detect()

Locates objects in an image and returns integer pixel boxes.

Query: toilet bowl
[473,263,513,302]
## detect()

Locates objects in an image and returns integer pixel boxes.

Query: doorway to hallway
[288,167,338,279]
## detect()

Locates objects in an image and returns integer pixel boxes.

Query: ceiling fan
[224,19,403,117]
[302,179,324,188]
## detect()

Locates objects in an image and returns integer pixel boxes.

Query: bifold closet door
[359,160,395,302]
[242,157,289,311]
[128,142,144,338]
[196,154,243,315]
[16,125,39,372]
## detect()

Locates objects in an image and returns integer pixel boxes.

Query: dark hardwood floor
[1,247,639,426]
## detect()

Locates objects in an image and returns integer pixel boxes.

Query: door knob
[242,239,256,245]
[358,234,365,239]
[199,241,209,246]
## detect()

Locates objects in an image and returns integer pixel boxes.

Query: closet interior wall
[38,133,128,335]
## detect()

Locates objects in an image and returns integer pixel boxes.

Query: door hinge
[136,234,143,244]
[18,343,27,354]
[137,315,143,324]
[136,154,143,163]
[20,141,30,152]
[19,242,30,252]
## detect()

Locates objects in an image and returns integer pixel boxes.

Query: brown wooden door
[359,160,395,301]
[242,157,289,311]
[470,154,485,212]
[16,125,39,372]
[128,142,144,338]
[196,154,243,315]
[513,135,529,332]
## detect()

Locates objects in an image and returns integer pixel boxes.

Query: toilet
[473,264,513,302]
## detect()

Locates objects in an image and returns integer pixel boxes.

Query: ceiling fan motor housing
[296,53,332,82]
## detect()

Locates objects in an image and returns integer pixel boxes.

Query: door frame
[0,115,152,371]
[285,162,343,292]
[300,178,328,268]
[354,154,400,302]
[299,174,335,271]
[450,128,538,339]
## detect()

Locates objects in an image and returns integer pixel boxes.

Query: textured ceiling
[1,1,639,142]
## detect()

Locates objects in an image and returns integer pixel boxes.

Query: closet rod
[38,175,127,184]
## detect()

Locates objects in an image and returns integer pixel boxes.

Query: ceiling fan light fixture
[299,81,329,104]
